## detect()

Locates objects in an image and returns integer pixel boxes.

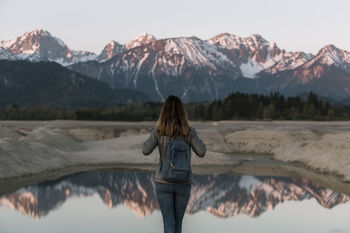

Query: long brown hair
[157,95,191,136]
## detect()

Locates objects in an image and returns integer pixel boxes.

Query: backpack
[161,136,192,183]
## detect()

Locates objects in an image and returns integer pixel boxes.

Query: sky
[1,0,350,54]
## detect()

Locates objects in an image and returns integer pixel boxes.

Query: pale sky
[1,0,350,54]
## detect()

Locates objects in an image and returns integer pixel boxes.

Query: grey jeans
[155,182,192,233]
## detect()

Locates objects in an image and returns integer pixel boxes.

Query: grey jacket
[142,127,206,184]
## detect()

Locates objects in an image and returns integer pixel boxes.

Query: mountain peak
[319,44,341,55]
[0,28,48,49]
[250,34,265,39]
[0,28,99,65]
[208,33,269,48]
[108,40,120,46]
[134,33,156,41]
[96,40,126,62]
[211,32,231,39]
[208,33,240,42]
[293,44,350,83]
[25,28,51,37]
[33,28,47,34]
[248,34,268,44]
[126,33,156,49]
[315,44,350,65]
[105,40,123,49]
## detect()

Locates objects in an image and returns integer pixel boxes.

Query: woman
[142,95,206,233]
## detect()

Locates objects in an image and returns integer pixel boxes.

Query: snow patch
[240,60,261,78]
[133,53,149,87]
[239,175,261,193]
[150,62,164,101]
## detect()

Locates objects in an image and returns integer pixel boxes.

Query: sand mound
[274,132,350,181]
[1,120,350,183]
[222,128,350,182]
[0,126,83,179]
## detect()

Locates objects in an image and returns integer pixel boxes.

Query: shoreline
[1,154,350,197]
[1,120,350,195]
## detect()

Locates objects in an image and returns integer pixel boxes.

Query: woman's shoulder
[152,128,159,135]
[186,126,196,140]
[189,126,197,134]
[149,128,158,138]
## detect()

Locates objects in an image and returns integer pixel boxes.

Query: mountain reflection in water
[0,170,349,220]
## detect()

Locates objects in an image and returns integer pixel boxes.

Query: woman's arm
[142,129,158,155]
[189,127,206,157]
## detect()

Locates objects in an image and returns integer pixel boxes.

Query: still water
[0,170,349,233]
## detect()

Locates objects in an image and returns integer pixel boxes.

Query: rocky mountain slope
[0,60,148,108]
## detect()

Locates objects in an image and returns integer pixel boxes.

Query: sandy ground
[1,120,350,194]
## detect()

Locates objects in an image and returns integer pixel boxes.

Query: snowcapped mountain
[208,33,313,78]
[96,40,126,62]
[3,28,350,102]
[292,44,350,83]
[0,30,157,66]
[255,44,350,99]
[0,28,97,65]
[95,34,157,62]
[69,36,242,101]
[68,33,320,101]
[0,171,348,219]
[119,36,237,77]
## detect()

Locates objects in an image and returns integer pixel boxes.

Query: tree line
[0,92,348,121]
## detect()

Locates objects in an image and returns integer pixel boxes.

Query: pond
[0,170,349,233]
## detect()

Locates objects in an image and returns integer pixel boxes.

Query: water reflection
[1,170,349,220]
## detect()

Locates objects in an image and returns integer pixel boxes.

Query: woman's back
[142,126,206,184]
[141,95,206,233]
